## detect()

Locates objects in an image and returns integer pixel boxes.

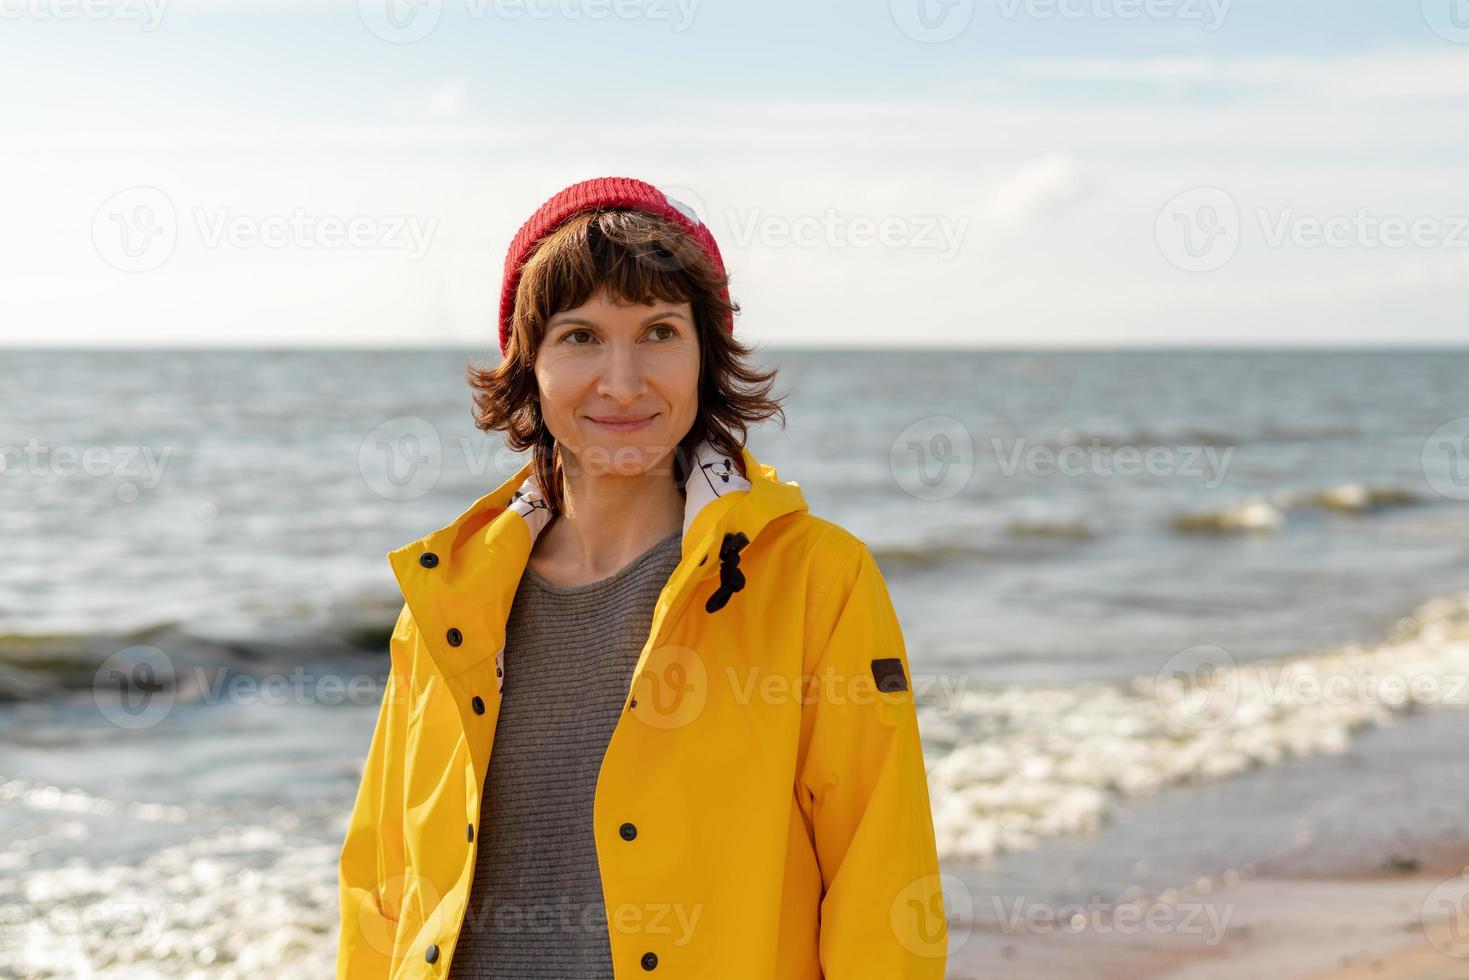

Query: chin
[570,433,676,477]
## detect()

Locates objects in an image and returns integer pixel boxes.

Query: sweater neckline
[522,530,682,597]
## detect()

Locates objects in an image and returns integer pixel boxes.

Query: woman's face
[534,285,701,478]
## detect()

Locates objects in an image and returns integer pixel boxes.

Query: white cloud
[1016,47,1469,100]
[426,81,467,119]
[383,80,470,123]
[984,153,1095,226]
[5,47,1469,347]
[1017,56,1218,83]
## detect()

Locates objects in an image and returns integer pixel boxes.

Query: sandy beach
[946,841,1469,980]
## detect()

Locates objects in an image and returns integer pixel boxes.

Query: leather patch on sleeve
[871,657,908,693]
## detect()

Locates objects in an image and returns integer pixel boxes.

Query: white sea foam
[1170,497,1286,533]
[1274,483,1419,513]
[920,591,1469,864]
[0,788,340,978]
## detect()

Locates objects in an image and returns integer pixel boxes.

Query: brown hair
[467,208,787,515]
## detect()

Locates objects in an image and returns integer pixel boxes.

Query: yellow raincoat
[336,439,948,978]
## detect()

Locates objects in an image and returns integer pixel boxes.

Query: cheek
[534,362,585,414]
[651,348,701,414]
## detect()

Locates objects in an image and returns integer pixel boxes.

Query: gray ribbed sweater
[448,530,683,979]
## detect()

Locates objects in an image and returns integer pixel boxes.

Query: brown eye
[650,324,676,341]
[565,329,594,344]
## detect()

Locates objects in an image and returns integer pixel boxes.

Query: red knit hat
[497,176,733,355]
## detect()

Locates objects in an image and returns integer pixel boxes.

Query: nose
[595,339,648,404]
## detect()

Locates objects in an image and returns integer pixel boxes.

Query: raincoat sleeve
[336,603,415,979]
[796,539,949,978]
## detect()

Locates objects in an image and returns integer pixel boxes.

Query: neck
[537,449,686,578]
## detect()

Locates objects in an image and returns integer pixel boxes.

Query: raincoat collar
[499,437,762,553]
[385,438,807,679]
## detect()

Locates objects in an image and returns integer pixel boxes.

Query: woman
[336,177,948,978]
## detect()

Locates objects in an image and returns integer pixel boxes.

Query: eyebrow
[548,309,690,329]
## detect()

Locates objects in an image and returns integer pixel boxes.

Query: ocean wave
[1169,482,1419,534]
[920,590,1469,865]
[867,520,1100,569]
[1046,425,1241,449]
[1040,420,1361,452]
[0,620,393,703]
[1170,497,1286,534]
[1002,517,1101,540]
[867,540,993,567]
[1273,483,1420,513]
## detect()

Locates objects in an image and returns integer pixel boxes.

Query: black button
[425,943,439,964]
[496,667,502,677]
[628,698,637,709]
[471,696,485,715]
[446,627,463,647]
[419,552,439,568]
[467,823,474,842]
[619,822,637,841]
[641,951,658,970]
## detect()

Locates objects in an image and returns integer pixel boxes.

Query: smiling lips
[588,413,658,431]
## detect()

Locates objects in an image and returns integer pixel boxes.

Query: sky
[1,0,1467,347]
